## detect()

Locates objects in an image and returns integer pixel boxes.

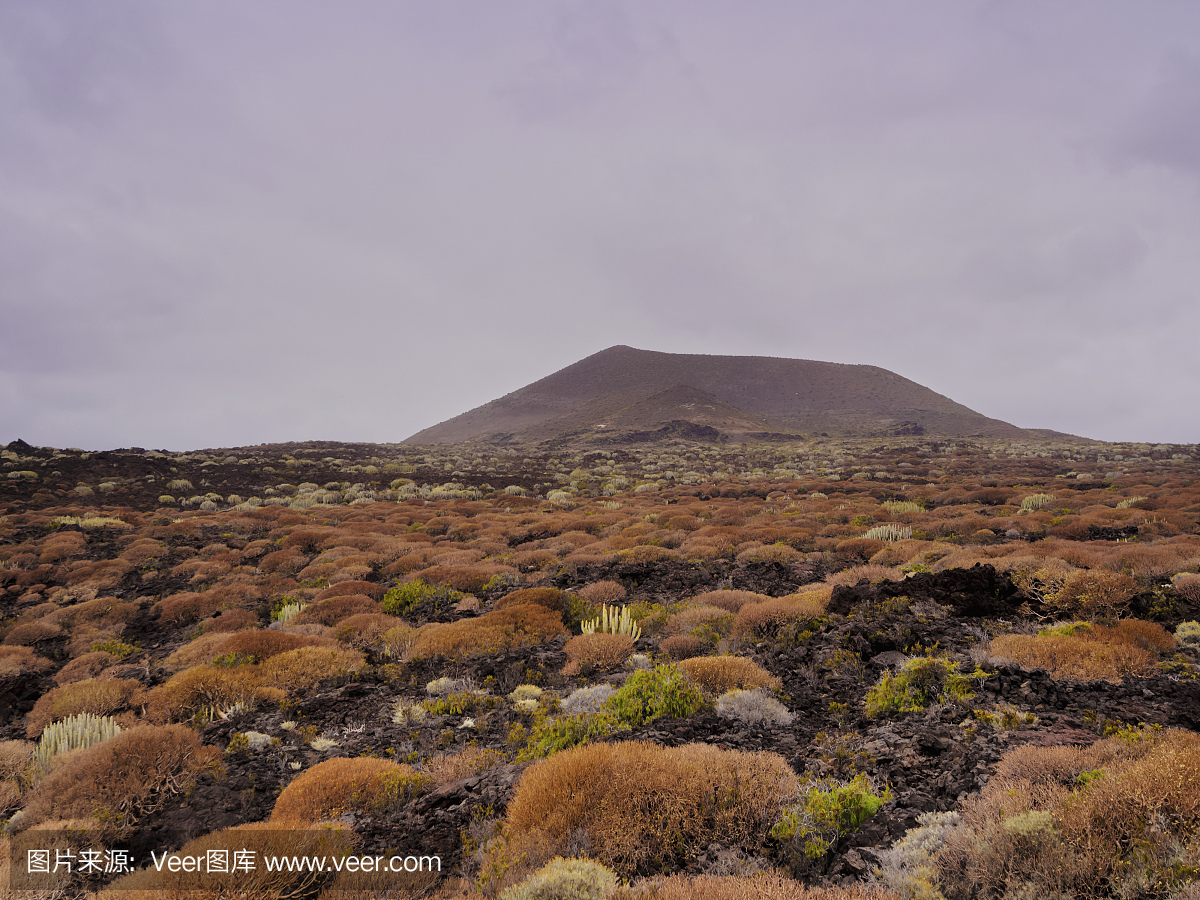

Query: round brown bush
[201,608,259,633]
[3,620,61,646]
[53,651,118,686]
[20,724,219,829]
[313,579,386,602]
[691,590,770,612]
[334,613,405,648]
[500,740,796,879]
[272,757,428,823]
[495,587,564,612]
[659,634,704,661]
[562,633,635,676]
[292,594,381,626]
[677,656,780,695]
[576,581,628,606]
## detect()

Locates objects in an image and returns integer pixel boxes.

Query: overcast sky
[3,2,1199,450]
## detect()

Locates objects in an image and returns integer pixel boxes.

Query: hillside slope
[406,345,1048,443]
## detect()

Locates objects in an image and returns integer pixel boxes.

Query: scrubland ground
[2,435,1200,898]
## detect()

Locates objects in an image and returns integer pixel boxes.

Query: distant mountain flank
[405,345,1073,444]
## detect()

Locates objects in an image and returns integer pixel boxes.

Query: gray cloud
[3,2,1200,449]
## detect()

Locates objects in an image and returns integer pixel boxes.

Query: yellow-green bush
[864,657,973,719]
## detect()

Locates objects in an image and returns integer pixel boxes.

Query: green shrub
[771,773,892,868]
[517,711,623,762]
[382,579,463,616]
[604,664,710,727]
[91,639,138,660]
[865,657,974,719]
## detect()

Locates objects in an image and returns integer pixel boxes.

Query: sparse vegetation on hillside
[2,434,1200,896]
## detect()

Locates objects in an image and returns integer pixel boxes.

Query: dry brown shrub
[52,650,118,686]
[617,545,677,564]
[824,564,902,587]
[988,619,1171,682]
[201,607,259,633]
[0,645,53,677]
[660,634,704,661]
[937,729,1200,900]
[153,591,225,626]
[61,559,133,590]
[418,563,513,593]
[381,622,420,658]
[423,746,506,787]
[736,543,805,566]
[334,612,405,648]
[677,655,780,695]
[664,605,735,638]
[380,546,440,577]
[1107,617,1176,653]
[499,740,796,879]
[39,530,88,564]
[281,529,333,553]
[562,633,635,676]
[20,724,220,829]
[507,549,558,572]
[219,629,339,662]
[494,587,564,612]
[313,579,386,602]
[407,603,565,661]
[611,872,901,900]
[868,539,949,568]
[1049,569,1139,621]
[292,594,381,626]
[164,632,231,670]
[60,596,138,629]
[145,665,284,723]
[0,740,33,780]
[271,757,428,823]
[1108,543,1187,578]
[25,677,144,738]
[257,646,366,693]
[834,538,886,561]
[693,589,770,612]
[0,780,21,816]
[733,590,829,638]
[2,620,61,646]
[258,548,307,575]
[1175,573,1200,604]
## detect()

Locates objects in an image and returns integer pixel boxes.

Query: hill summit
[406,345,1062,444]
